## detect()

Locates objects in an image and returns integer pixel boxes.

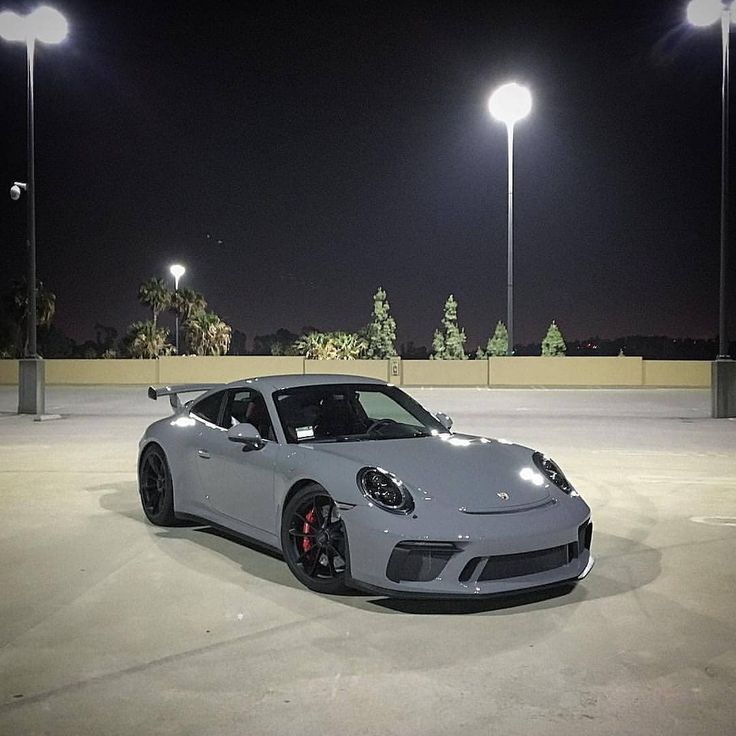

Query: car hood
[310,434,554,513]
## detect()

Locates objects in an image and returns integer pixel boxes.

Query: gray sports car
[138,374,593,597]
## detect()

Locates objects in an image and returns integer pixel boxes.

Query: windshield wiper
[362,430,432,441]
[307,436,366,443]
[307,431,431,443]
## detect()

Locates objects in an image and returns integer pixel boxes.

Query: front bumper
[341,499,593,597]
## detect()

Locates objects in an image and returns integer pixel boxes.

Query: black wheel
[281,484,351,594]
[138,444,180,526]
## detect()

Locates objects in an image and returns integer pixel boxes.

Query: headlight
[532,452,577,495]
[357,467,414,514]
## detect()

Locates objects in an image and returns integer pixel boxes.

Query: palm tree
[124,320,174,359]
[36,286,56,329]
[170,287,207,322]
[184,311,231,355]
[3,278,56,356]
[294,331,366,360]
[294,331,334,360]
[138,278,171,328]
[331,331,367,359]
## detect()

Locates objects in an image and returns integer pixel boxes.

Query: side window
[224,389,277,441]
[223,389,253,427]
[191,391,226,425]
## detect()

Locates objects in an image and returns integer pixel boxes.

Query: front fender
[273,444,369,521]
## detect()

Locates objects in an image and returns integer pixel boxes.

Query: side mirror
[435,412,453,431]
[227,422,265,451]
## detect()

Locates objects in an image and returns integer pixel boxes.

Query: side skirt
[174,512,283,558]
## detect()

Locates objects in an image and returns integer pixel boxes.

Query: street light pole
[718,7,729,360]
[489,82,532,356]
[505,122,515,356]
[1,6,68,416]
[169,264,185,355]
[687,0,736,416]
[27,36,37,360]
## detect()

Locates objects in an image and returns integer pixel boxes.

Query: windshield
[273,383,447,443]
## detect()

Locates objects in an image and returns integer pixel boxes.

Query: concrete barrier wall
[304,360,389,382]
[643,360,711,387]
[489,356,644,386]
[44,359,158,385]
[402,360,489,386]
[158,356,304,384]
[0,358,713,387]
[0,360,18,385]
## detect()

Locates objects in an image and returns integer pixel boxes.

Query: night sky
[1,0,734,351]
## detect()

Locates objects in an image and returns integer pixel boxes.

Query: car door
[194,387,279,535]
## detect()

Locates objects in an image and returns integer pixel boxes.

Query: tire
[281,483,351,594]
[138,444,180,526]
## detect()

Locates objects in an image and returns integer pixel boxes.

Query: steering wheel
[365,418,398,435]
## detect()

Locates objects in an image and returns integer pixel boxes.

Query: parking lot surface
[0,386,734,735]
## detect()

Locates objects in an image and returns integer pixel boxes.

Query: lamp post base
[18,357,45,415]
[711,359,736,418]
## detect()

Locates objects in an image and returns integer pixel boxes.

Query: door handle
[197,449,211,459]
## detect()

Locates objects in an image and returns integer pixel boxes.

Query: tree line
[129,278,231,357]
[0,279,570,359]
[252,290,567,359]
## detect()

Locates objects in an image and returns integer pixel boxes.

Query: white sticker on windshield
[296,426,315,440]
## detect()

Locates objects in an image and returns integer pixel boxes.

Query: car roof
[224,374,388,392]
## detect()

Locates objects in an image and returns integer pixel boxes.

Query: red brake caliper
[302,508,316,553]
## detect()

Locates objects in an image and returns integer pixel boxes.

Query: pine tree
[478,321,508,358]
[431,330,446,360]
[488,321,508,356]
[431,295,467,360]
[541,320,567,356]
[365,287,397,358]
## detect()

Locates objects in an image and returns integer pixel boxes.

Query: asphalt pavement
[0,386,734,736]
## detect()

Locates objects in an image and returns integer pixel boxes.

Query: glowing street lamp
[169,264,185,354]
[1,5,68,415]
[686,0,736,417]
[687,0,724,26]
[488,82,532,356]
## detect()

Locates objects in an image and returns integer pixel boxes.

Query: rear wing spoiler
[148,384,223,410]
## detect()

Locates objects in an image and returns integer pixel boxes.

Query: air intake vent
[477,545,570,581]
[386,542,458,583]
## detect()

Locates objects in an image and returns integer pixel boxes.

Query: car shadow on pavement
[92,481,662,615]
[93,481,148,521]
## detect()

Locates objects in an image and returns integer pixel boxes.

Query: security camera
[9,181,26,201]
